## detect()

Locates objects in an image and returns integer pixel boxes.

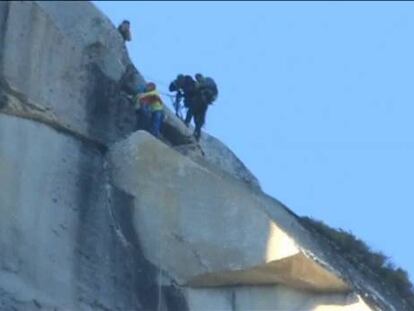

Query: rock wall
[108,132,348,291]
[0,1,261,310]
[107,130,375,311]
[0,1,140,145]
[0,115,143,310]
[0,2,162,310]
[0,1,408,311]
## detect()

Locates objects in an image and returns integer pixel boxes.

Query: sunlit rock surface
[0,1,410,311]
[108,131,347,291]
[185,287,372,311]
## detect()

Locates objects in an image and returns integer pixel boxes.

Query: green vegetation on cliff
[301,217,414,308]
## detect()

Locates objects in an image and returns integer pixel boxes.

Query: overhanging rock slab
[108,131,348,292]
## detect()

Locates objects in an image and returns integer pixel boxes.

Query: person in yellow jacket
[136,82,165,138]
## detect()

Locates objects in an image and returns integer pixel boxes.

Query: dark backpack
[200,77,218,103]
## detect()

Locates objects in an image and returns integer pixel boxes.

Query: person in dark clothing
[184,92,208,141]
[184,74,218,141]
[181,75,205,141]
[170,73,217,141]
[169,74,198,126]
[195,73,218,104]
[169,74,185,117]
[118,20,132,42]
[181,75,198,109]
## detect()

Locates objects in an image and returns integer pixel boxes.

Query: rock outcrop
[0,1,411,311]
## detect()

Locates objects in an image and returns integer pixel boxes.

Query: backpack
[201,77,218,103]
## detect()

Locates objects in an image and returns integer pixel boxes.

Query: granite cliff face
[0,2,410,311]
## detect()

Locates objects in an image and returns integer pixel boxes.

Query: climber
[168,74,185,117]
[183,74,218,141]
[169,74,197,122]
[136,82,165,138]
[134,90,151,132]
[195,73,218,104]
[179,75,199,133]
[118,20,132,42]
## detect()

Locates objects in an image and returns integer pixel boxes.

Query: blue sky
[95,1,414,281]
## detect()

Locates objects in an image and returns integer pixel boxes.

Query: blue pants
[151,110,165,138]
[136,106,151,131]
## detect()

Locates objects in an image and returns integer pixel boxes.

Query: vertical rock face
[0,2,411,311]
[0,115,154,310]
[0,2,159,310]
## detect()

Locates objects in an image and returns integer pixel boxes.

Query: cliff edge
[0,2,411,311]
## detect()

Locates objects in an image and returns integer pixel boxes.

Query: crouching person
[137,82,165,138]
[118,20,132,42]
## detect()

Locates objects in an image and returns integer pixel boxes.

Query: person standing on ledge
[184,73,218,141]
[136,82,165,138]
